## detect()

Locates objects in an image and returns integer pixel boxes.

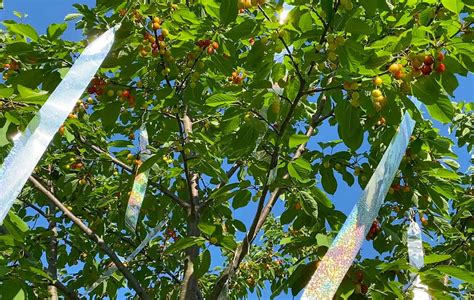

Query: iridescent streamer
[84,221,164,295]
[0,25,118,224]
[302,110,416,300]
[125,126,150,231]
[407,221,431,299]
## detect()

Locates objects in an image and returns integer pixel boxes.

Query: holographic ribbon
[302,109,416,299]
[0,25,118,224]
[407,220,431,299]
[84,220,164,295]
[125,126,151,231]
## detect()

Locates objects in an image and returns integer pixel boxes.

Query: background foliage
[0,0,473,299]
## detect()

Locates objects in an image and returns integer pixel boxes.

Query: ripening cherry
[394,70,405,80]
[212,41,219,49]
[371,89,382,98]
[122,90,131,98]
[436,63,446,73]
[373,76,383,86]
[437,52,444,62]
[423,55,434,65]
[207,46,215,55]
[388,63,401,74]
[421,64,432,75]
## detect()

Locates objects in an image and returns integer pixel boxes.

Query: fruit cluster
[87,77,107,96]
[229,71,245,85]
[119,89,136,107]
[2,60,21,80]
[365,219,380,241]
[353,270,369,295]
[389,183,411,194]
[196,39,219,55]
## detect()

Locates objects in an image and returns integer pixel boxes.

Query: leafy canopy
[0,0,473,299]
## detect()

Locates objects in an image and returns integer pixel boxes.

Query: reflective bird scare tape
[0,25,118,224]
[125,126,151,231]
[302,109,416,299]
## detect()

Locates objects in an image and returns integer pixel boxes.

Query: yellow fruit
[373,76,383,86]
[350,82,358,90]
[153,17,161,23]
[210,237,218,244]
[107,89,114,97]
[350,97,361,107]
[161,29,169,37]
[388,63,401,74]
[152,22,160,30]
[323,161,331,168]
[371,89,382,98]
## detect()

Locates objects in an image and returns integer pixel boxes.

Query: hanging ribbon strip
[84,220,164,295]
[407,220,431,299]
[302,110,416,300]
[125,126,151,231]
[0,25,118,224]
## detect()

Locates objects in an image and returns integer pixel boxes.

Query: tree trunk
[47,168,58,300]
[179,115,202,300]
[47,201,58,300]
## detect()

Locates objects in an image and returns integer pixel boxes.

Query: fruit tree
[0,0,473,299]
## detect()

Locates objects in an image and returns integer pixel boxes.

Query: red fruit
[361,283,369,294]
[394,70,405,80]
[420,64,432,75]
[207,46,215,55]
[152,43,158,49]
[437,52,444,62]
[436,63,446,73]
[122,90,131,98]
[204,39,211,47]
[212,41,219,49]
[355,270,364,282]
[88,86,97,94]
[423,55,434,65]
[249,37,255,45]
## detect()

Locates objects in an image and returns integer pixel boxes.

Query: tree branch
[85,142,189,209]
[209,88,333,299]
[28,176,151,300]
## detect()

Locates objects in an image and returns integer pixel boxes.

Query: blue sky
[1,1,472,299]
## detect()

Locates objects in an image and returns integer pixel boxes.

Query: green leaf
[137,154,161,174]
[425,96,454,124]
[289,134,309,148]
[441,0,464,14]
[0,121,11,147]
[64,13,83,21]
[226,19,256,40]
[412,76,440,104]
[424,254,451,265]
[289,261,318,296]
[47,23,67,40]
[14,84,48,104]
[344,18,374,35]
[320,166,337,194]
[299,191,318,220]
[232,190,251,209]
[288,158,312,183]
[3,212,28,242]
[312,188,333,208]
[205,93,237,107]
[335,101,363,150]
[436,266,474,284]
[219,0,237,26]
[0,85,14,98]
[195,250,211,278]
[3,21,39,41]
[164,237,206,255]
